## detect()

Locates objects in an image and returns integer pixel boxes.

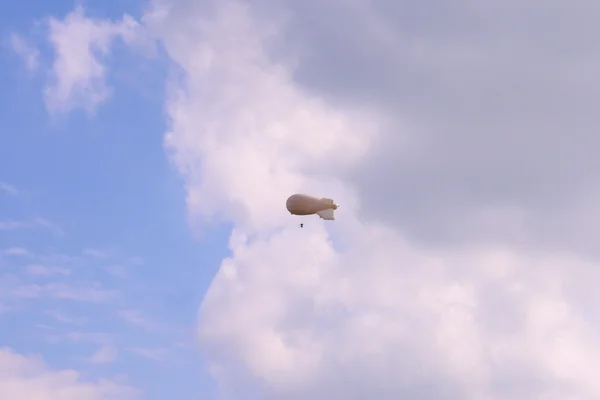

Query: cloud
[62,332,112,345]
[21,0,600,398]
[105,264,129,279]
[12,282,116,302]
[104,257,143,278]
[146,0,600,398]
[0,304,17,314]
[264,0,600,255]
[27,264,71,277]
[117,309,154,331]
[38,253,85,266]
[89,345,118,364]
[0,182,18,196]
[32,218,64,236]
[155,1,377,233]
[9,34,39,72]
[82,248,108,258]
[0,220,32,230]
[127,347,167,361]
[43,6,144,115]
[0,347,137,399]
[0,218,62,234]
[125,256,143,266]
[2,247,30,256]
[45,310,87,326]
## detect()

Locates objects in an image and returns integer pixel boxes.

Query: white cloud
[155,1,378,234]
[0,182,18,196]
[0,347,137,399]
[147,0,600,398]
[44,6,144,115]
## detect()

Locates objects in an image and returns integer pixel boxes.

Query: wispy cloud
[12,282,116,302]
[9,34,39,72]
[2,247,30,256]
[89,345,117,364]
[0,182,18,196]
[64,331,112,344]
[36,323,56,331]
[33,218,64,236]
[0,218,62,235]
[38,253,84,266]
[117,309,154,331]
[105,256,143,278]
[0,304,18,314]
[0,220,31,230]
[126,256,144,266]
[46,331,112,346]
[83,248,108,258]
[105,264,129,279]
[44,310,86,325]
[27,264,71,277]
[127,347,167,360]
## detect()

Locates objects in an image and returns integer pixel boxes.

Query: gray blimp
[285,194,339,220]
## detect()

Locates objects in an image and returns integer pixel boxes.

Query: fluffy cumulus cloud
[0,348,137,399]
[148,0,600,399]
[16,0,600,398]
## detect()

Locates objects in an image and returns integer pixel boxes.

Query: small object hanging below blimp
[286,194,339,221]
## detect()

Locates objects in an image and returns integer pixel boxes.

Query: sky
[2,0,600,399]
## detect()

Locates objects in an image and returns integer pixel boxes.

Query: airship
[285,194,339,220]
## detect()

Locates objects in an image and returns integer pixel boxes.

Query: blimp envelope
[285,194,339,220]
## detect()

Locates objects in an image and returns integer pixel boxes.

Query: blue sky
[0,1,230,398]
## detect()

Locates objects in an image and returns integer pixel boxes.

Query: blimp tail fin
[317,208,335,220]
[321,198,338,210]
